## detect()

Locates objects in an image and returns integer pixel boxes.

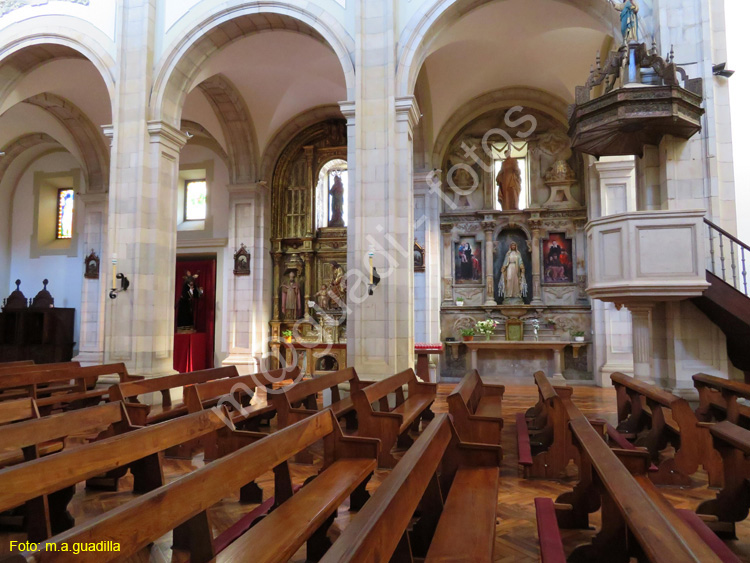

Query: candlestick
[112,253,117,290]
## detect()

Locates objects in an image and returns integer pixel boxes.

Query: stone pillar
[341,0,419,379]
[441,223,454,306]
[104,0,188,375]
[221,183,271,376]
[73,192,107,367]
[529,223,543,305]
[482,221,496,306]
[628,303,655,384]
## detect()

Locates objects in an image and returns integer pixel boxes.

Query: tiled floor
[1,384,749,562]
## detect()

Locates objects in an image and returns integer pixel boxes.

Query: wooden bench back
[109,366,239,402]
[534,371,568,402]
[711,420,750,454]
[0,363,128,392]
[0,360,34,368]
[360,368,416,406]
[0,408,227,513]
[693,374,750,399]
[568,415,721,562]
[282,367,358,406]
[449,370,483,414]
[19,411,347,563]
[184,367,295,412]
[693,373,750,425]
[0,362,79,377]
[0,402,130,455]
[0,397,38,425]
[611,372,679,408]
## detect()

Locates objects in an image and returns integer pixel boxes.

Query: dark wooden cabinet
[0,308,75,363]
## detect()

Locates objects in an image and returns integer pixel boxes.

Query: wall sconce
[368,250,381,296]
[109,253,130,299]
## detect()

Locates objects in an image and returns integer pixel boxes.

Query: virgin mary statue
[499,242,528,305]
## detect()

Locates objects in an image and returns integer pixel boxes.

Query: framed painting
[542,233,574,284]
[454,237,482,284]
[506,318,524,341]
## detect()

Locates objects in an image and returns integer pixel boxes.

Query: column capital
[338,100,355,122]
[146,120,188,153]
[481,221,496,232]
[395,96,421,133]
[440,223,454,234]
[228,181,269,195]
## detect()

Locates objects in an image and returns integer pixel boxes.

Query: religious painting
[454,237,482,284]
[233,243,250,276]
[506,319,524,341]
[414,240,425,273]
[494,228,533,304]
[543,233,574,284]
[84,249,99,280]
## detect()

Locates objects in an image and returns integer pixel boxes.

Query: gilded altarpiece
[270,120,348,373]
[439,107,593,380]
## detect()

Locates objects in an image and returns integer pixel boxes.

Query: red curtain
[174,257,216,373]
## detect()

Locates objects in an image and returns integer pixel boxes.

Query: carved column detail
[272,252,283,321]
[441,224,454,304]
[303,253,313,319]
[482,221,496,306]
[628,304,655,384]
[529,221,543,305]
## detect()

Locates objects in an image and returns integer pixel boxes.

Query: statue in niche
[610,0,639,42]
[177,271,203,332]
[329,173,345,227]
[327,262,347,309]
[281,270,302,320]
[499,242,528,305]
[496,148,522,211]
[315,284,331,310]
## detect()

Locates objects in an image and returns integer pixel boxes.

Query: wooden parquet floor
[2,385,749,562]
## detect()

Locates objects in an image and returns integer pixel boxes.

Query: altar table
[463,340,588,381]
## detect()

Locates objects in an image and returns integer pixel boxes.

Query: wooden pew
[108,366,240,426]
[611,372,723,487]
[8,410,379,563]
[352,368,436,468]
[697,421,750,538]
[0,364,138,410]
[184,369,286,463]
[551,399,727,563]
[694,373,750,428]
[0,409,228,542]
[0,362,78,378]
[517,371,573,478]
[320,413,502,563]
[447,369,504,445]
[0,361,33,368]
[0,398,40,426]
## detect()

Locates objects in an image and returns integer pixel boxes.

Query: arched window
[316,159,348,229]
[56,188,75,239]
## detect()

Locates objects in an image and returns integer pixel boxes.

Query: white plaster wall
[8,151,84,353]
[0,1,116,42]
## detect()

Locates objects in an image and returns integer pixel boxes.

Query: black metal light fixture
[713,63,735,78]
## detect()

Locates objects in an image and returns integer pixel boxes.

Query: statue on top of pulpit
[610,0,639,42]
[496,147,523,211]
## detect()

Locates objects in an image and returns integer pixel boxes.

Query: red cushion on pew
[516,412,533,466]
[534,497,566,563]
[676,509,741,563]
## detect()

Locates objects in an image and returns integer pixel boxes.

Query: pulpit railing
[705,218,749,297]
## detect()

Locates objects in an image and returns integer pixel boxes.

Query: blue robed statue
[611,0,639,42]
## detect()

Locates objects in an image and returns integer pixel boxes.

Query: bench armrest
[454,440,503,466]
[123,402,151,426]
[121,374,145,383]
[335,435,380,461]
[288,407,319,416]
[217,428,268,458]
[483,384,505,398]
[413,381,438,394]
[370,410,403,421]
[467,413,504,424]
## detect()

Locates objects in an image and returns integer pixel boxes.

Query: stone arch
[431,87,570,169]
[0,133,62,189]
[181,119,232,172]
[151,2,355,127]
[23,93,110,193]
[0,19,116,115]
[396,0,614,98]
[197,74,259,184]
[259,104,345,182]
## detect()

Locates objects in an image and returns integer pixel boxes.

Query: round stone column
[482,221,496,306]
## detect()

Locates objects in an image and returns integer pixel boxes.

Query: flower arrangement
[475,319,498,340]
[460,328,475,341]
[282,329,293,343]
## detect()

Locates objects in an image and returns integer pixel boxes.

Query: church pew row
[447,369,504,446]
[0,361,34,368]
[321,413,501,563]
[0,409,230,543]
[185,368,288,464]
[352,367,436,468]
[546,396,733,563]
[0,364,140,412]
[697,420,750,538]
[4,410,379,563]
[694,373,750,428]
[108,365,240,426]
[611,372,724,487]
[0,363,80,402]
[516,371,578,478]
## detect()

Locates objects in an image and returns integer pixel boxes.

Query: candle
[368,250,374,284]
[112,253,118,290]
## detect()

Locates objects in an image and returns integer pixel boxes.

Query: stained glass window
[56,189,74,239]
[185,180,207,221]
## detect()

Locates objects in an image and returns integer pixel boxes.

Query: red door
[173,256,217,373]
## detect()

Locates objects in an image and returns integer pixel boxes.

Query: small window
[56,188,74,239]
[184,179,207,221]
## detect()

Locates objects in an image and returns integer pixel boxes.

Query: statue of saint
[496,148,523,211]
[315,284,330,310]
[610,0,639,42]
[499,242,528,305]
[281,270,302,320]
[328,262,347,309]
[329,174,345,227]
[177,271,203,331]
